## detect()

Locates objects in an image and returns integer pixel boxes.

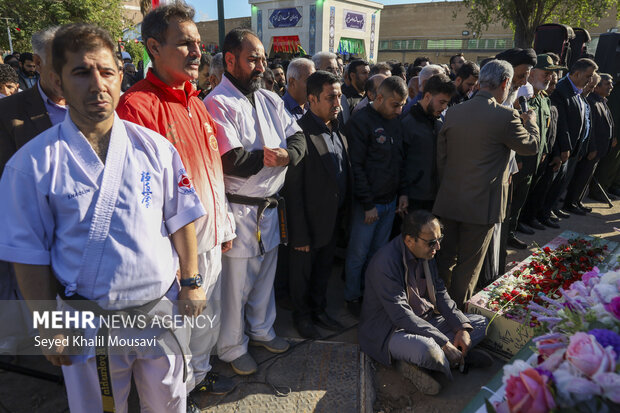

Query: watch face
[195,274,203,287]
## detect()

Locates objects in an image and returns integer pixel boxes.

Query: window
[427,39,463,50]
[379,40,389,50]
[468,38,512,49]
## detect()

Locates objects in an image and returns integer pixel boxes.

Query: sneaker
[464,348,494,369]
[192,371,234,395]
[249,336,290,354]
[187,396,200,413]
[230,353,258,376]
[396,361,441,395]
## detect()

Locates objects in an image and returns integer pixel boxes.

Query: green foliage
[458,0,620,48]
[0,0,125,53]
[122,38,145,65]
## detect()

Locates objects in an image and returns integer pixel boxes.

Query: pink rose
[505,368,556,413]
[593,372,620,404]
[566,332,616,378]
[536,337,566,358]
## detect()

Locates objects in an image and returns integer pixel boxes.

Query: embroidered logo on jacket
[374,128,387,144]
[177,169,196,194]
[67,188,91,200]
[141,172,152,207]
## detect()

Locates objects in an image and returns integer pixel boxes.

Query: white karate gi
[204,75,301,362]
[0,113,205,413]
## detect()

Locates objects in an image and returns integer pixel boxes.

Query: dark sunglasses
[417,235,443,248]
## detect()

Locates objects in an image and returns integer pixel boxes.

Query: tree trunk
[513,18,535,48]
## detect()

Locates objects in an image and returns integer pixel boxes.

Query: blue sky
[187,0,450,21]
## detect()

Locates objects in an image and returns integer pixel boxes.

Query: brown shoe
[396,361,441,395]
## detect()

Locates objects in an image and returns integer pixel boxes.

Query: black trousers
[565,157,599,205]
[288,232,338,321]
[509,170,534,232]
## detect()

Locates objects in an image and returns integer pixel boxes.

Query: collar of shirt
[38,81,67,126]
[146,69,198,106]
[566,75,583,95]
[309,109,339,134]
[282,90,305,116]
[412,101,437,124]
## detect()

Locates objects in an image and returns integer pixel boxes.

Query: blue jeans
[344,199,396,301]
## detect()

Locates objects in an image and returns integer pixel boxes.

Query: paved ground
[1,196,619,413]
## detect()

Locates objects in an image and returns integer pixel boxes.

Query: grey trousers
[388,313,488,378]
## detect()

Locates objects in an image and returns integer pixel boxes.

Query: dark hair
[142,1,195,61]
[413,56,431,67]
[455,61,480,80]
[4,55,17,64]
[347,59,369,80]
[402,210,440,238]
[570,58,598,75]
[423,73,456,97]
[390,62,406,78]
[370,62,391,76]
[0,63,18,85]
[199,53,212,72]
[19,52,34,64]
[222,28,259,63]
[52,23,117,75]
[378,76,408,99]
[307,70,340,99]
[599,73,613,83]
[449,53,464,65]
[269,63,283,71]
[406,65,423,83]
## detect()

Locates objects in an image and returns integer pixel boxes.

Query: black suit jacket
[587,93,615,159]
[0,85,52,175]
[282,111,352,249]
[550,77,586,157]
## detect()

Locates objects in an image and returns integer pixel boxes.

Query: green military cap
[534,54,567,71]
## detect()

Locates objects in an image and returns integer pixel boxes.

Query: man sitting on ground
[359,210,492,395]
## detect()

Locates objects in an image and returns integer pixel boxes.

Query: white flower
[501,360,531,385]
[592,283,618,304]
[600,270,620,286]
[590,303,615,327]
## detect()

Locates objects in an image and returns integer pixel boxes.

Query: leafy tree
[0,0,125,53]
[122,38,145,65]
[458,0,619,49]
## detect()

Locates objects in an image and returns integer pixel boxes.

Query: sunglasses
[417,235,443,249]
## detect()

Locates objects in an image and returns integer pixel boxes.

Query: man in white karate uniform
[0,24,206,413]
[204,28,306,375]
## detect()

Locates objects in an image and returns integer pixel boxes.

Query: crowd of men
[0,1,617,411]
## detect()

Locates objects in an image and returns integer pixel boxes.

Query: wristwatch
[180,273,203,288]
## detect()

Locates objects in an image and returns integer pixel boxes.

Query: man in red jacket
[116,3,235,411]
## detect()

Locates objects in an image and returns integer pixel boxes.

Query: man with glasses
[359,210,491,395]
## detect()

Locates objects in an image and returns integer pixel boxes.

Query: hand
[263,147,290,167]
[587,150,598,161]
[453,329,472,357]
[442,341,463,367]
[396,195,409,215]
[39,330,72,366]
[178,286,206,317]
[520,109,536,126]
[541,153,546,163]
[221,240,233,253]
[560,150,570,163]
[364,207,379,225]
[549,156,562,172]
[613,138,618,148]
[294,245,310,252]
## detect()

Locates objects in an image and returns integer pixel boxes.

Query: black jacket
[346,103,407,210]
[587,93,615,160]
[401,103,442,201]
[359,236,471,365]
[550,76,587,157]
[282,111,352,249]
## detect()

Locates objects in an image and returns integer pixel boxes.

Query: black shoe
[346,299,362,318]
[553,209,570,219]
[577,202,592,213]
[507,233,528,249]
[312,311,344,331]
[464,348,494,369]
[564,203,586,215]
[294,318,321,339]
[539,217,560,229]
[516,223,535,235]
[524,219,546,230]
[549,210,560,221]
[187,396,200,413]
[192,372,235,395]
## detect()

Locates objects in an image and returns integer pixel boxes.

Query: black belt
[226,193,288,254]
[57,282,186,413]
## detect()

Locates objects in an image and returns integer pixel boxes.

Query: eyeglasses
[417,235,443,249]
